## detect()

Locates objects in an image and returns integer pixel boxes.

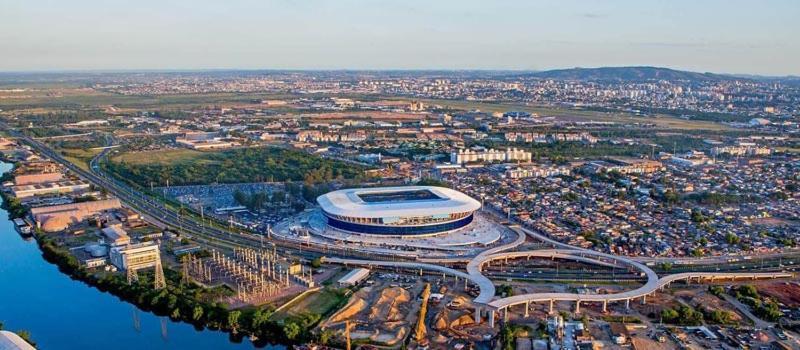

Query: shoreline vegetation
[0,162,347,348]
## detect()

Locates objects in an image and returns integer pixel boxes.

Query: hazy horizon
[2,0,799,75]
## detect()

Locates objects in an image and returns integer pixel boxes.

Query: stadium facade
[316,186,481,236]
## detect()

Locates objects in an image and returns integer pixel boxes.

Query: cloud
[628,41,772,49]
[579,12,607,19]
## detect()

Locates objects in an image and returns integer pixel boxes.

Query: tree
[15,330,35,347]
[725,233,740,245]
[662,190,679,204]
[756,300,783,321]
[171,308,181,319]
[318,329,335,345]
[227,310,241,332]
[737,285,758,299]
[678,306,704,326]
[192,305,204,321]
[708,310,733,324]
[251,307,272,329]
[708,285,725,297]
[496,284,514,297]
[690,208,706,223]
[284,322,301,340]
[661,308,679,323]
[310,257,322,269]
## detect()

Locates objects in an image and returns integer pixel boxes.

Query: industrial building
[11,180,91,198]
[109,242,160,271]
[30,199,122,232]
[101,225,131,246]
[337,268,370,287]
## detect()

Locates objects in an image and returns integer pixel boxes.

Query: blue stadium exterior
[323,212,475,236]
[316,186,482,237]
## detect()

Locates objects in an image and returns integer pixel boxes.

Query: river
[0,161,286,350]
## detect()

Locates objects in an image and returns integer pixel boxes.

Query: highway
[323,226,794,327]
[8,130,379,261]
[6,128,796,327]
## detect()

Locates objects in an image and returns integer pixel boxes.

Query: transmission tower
[181,255,190,285]
[127,268,139,285]
[154,258,166,290]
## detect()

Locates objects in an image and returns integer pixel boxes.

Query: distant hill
[528,66,739,82]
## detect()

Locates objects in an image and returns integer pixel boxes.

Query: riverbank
[0,158,323,348]
[29,229,339,347]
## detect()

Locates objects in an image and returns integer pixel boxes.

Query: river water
[0,162,286,349]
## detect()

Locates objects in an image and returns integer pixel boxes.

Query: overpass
[7,126,795,328]
[324,226,794,328]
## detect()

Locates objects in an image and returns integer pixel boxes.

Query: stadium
[316,186,482,236]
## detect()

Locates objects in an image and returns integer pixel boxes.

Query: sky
[1,0,799,75]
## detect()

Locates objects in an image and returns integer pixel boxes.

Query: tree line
[105,147,368,187]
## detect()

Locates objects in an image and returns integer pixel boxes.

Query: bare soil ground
[759,281,800,307]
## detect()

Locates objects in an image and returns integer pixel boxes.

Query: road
[5,127,796,324]
[8,129,378,261]
[325,226,793,326]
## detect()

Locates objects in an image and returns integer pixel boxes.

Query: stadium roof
[317,186,481,219]
[0,331,36,350]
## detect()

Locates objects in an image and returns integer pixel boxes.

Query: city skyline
[1,0,799,75]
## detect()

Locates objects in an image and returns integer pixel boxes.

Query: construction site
[319,271,495,349]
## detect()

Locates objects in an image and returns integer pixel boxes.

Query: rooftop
[317,186,481,219]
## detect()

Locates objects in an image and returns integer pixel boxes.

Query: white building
[11,180,91,198]
[711,145,772,157]
[670,151,714,167]
[450,148,531,164]
[109,242,160,271]
[338,268,370,286]
[507,166,571,179]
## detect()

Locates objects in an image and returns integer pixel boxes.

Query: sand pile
[450,313,475,328]
[328,296,367,324]
[434,310,449,330]
[368,287,410,322]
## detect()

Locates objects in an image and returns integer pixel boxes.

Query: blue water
[0,162,285,350]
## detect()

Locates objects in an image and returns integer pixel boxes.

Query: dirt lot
[758,281,800,307]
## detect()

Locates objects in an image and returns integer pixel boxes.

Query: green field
[271,287,347,322]
[105,146,367,187]
[0,84,735,132]
[58,147,103,171]
[112,148,207,165]
[390,97,733,131]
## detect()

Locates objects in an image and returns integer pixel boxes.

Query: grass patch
[104,146,367,187]
[391,97,732,131]
[272,287,347,322]
[601,315,642,323]
[111,148,206,166]
[59,147,102,171]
